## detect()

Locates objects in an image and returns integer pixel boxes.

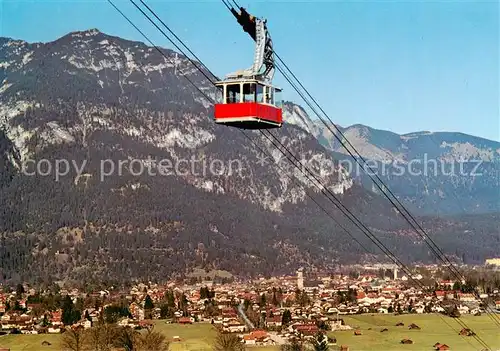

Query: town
[0,262,499,350]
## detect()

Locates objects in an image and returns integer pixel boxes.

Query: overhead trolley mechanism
[214,6,283,129]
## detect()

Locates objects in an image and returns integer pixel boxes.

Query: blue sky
[1,0,498,141]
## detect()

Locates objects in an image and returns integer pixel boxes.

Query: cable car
[214,7,283,129]
[214,79,282,129]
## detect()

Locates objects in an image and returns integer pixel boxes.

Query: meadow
[0,314,498,351]
[329,314,500,350]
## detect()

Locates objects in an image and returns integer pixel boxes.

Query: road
[237,302,255,330]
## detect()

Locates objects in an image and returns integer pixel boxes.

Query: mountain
[0,30,498,284]
[282,103,500,215]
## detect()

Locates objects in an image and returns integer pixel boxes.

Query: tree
[243,299,251,311]
[281,338,305,351]
[42,314,50,327]
[408,300,413,313]
[104,305,131,324]
[160,304,173,319]
[13,300,23,312]
[259,293,267,308]
[312,332,329,351]
[87,322,117,351]
[136,326,170,351]
[272,288,279,306]
[60,327,87,351]
[144,295,155,319]
[200,287,210,299]
[15,283,25,297]
[213,330,244,351]
[316,320,329,331]
[282,309,292,326]
[62,295,81,326]
[144,295,154,310]
[295,290,310,308]
[449,305,461,318]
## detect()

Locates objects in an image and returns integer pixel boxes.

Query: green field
[0,315,499,351]
[0,333,61,351]
[153,322,218,351]
[330,314,500,351]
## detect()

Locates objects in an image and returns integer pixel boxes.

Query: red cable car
[214,7,283,129]
[214,79,282,129]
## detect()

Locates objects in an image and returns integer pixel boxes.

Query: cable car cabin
[214,79,283,129]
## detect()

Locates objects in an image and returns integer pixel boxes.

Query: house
[243,330,269,345]
[129,302,145,321]
[401,339,413,344]
[290,323,318,336]
[458,293,475,302]
[266,315,282,328]
[138,320,153,329]
[224,320,246,333]
[354,330,362,336]
[340,346,349,351]
[380,328,388,332]
[408,323,420,330]
[178,317,193,324]
[434,343,450,350]
[396,322,404,326]
[459,328,475,336]
[243,334,257,345]
[50,311,62,326]
[48,327,60,333]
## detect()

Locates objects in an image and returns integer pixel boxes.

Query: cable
[223,0,499,339]
[128,0,221,91]
[259,129,488,350]
[221,0,232,12]
[106,0,214,104]
[229,0,500,327]
[136,0,221,82]
[275,48,500,329]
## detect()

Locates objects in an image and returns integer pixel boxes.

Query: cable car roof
[215,78,282,91]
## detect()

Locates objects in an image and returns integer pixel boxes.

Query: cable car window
[226,84,241,103]
[275,89,283,108]
[242,83,256,102]
[268,87,274,105]
[256,84,264,103]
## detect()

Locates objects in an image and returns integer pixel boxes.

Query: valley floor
[0,315,499,351]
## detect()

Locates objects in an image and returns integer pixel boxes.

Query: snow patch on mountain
[43,122,76,144]
[22,52,33,65]
[4,124,36,161]
[0,82,12,93]
[156,127,215,149]
[440,141,499,162]
[282,102,317,134]
[0,100,36,125]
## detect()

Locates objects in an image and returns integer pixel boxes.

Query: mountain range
[283,102,500,215]
[0,29,498,284]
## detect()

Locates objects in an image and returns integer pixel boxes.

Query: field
[153,322,217,351]
[0,333,61,351]
[330,314,500,350]
[0,315,499,351]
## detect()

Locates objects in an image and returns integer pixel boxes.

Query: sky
[1,0,499,141]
